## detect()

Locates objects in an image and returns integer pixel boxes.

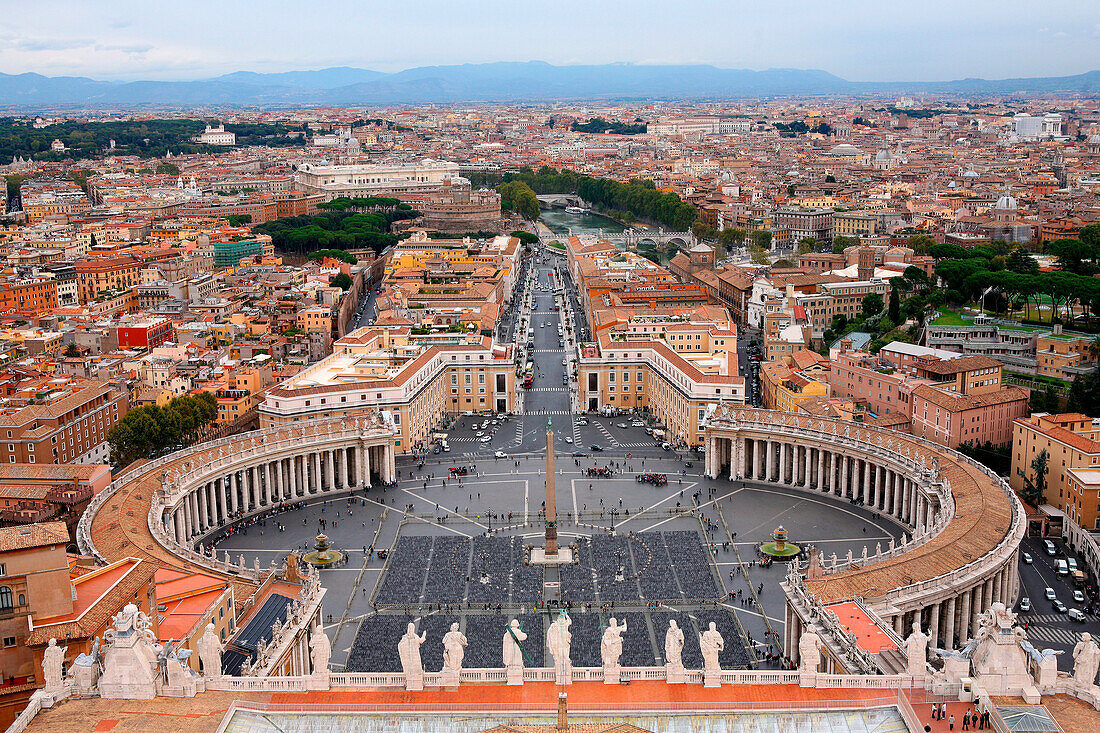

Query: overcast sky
[1,0,1097,82]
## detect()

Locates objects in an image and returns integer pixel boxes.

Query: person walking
[948,714,955,731]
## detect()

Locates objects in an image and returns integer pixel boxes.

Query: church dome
[996,195,1017,211]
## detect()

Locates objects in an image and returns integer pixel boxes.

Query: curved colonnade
[77,415,397,597]
[702,406,1025,663]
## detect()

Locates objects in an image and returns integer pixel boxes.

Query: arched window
[0,587,12,610]
[17,594,25,607]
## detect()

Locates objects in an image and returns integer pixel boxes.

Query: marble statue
[442,623,467,674]
[1073,633,1100,687]
[904,621,930,677]
[503,619,528,684]
[309,623,331,676]
[547,613,572,683]
[601,618,627,671]
[798,628,822,674]
[700,621,724,684]
[196,623,223,677]
[43,638,66,691]
[664,620,685,667]
[398,623,426,677]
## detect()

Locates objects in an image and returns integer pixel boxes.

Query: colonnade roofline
[701,405,1024,609]
[77,414,398,605]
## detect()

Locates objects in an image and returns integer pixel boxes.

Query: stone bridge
[536,193,585,208]
[550,228,696,249]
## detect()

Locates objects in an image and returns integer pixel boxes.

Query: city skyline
[0,0,1098,83]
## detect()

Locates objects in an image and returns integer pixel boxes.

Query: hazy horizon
[1,0,1098,83]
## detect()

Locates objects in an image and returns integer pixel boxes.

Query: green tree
[510,230,538,245]
[749,230,772,250]
[497,180,540,220]
[63,343,81,358]
[888,280,901,324]
[330,272,352,290]
[718,227,746,251]
[907,234,936,254]
[1016,449,1049,508]
[797,237,816,255]
[748,245,770,265]
[1006,247,1038,274]
[831,235,857,254]
[155,162,180,175]
[861,292,884,318]
[691,220,716,241]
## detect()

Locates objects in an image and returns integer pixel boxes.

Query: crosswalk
[1025,613,1068,624]
[525,387,569,393]
[617,441,656,448]
[1025,625,1083,646]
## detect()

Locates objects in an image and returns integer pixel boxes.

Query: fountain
[302,533,343,568]
[760,525,800,560]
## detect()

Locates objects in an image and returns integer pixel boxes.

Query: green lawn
[930,309,970,326]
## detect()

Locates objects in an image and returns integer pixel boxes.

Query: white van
[1044,540,1058,556]
[1057,560,1069,576]
[1068,557,1079,572]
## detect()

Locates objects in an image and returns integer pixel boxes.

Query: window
[2,637,13,648]
[0,587,11,610]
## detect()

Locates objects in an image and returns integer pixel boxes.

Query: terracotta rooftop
[912,385,1030,412]
[806,429,1014,604]
[0,521,68,552]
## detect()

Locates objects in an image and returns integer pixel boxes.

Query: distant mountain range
[1,62,1098,109]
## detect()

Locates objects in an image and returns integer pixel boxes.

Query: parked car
[590,444,604,451]
[1053,600,1068,613]
[1019,597,1031,612]
[1045,587,1057,600]
[565,437,574,444]
[494,451,507,458]
[1075,590,1086,603]
[1022,552,1033,564]
[616,423,628,429]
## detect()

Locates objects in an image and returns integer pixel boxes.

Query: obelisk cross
[545,417,557,556]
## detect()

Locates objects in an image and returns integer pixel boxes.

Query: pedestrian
[962,711,969,730]
[948,714,954,731]
[941,703,947,722]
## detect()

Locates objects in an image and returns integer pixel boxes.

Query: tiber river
[538,208,627,237]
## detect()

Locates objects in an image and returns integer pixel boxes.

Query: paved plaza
[211,251,910,673]
[212,452,906,671]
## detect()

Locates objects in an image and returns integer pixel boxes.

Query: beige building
[576,314,744,447]
[260,326,516,452]
[1011,412,1100,529]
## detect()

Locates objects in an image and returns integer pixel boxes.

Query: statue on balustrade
[43,638,66,692]
[398,622,426,678]
[798,628,822,674]
[1073,633,1100,687]
[547,612,571,682]
[601,617,627,672]
[442,622,467,674]
[699,622,724,675]
[309,623,331,676]
[503,619,528,672]
[903,621,930,677]
[664,620,684,667]
[197,623,224,677]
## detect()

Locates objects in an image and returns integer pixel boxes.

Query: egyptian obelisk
[545,417,557,556]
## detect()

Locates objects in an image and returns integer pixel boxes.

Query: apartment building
[0,378,129,465]
[1011,413,1100,529]
[759,351,830,412]
[73,256,142,303]
[0,280,58,316]
[772,207,834,244]
[910,384,1029,448]
[260,327,516,452]
[576,315,744,447]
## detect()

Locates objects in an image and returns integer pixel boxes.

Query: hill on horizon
[0,62,1097,108]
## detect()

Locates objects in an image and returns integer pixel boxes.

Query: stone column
[197,483,209,530]
[779,442,788,483]
[312,452,322,493]
[862,461,871,503]
[229,472,239,516]
[173,509,184,542]
[892,473,901,518]
[929,601,941,647]
[362,444,372,486]
[959,588,972,643]
[338,446,348,489]
[387,444,396,483]
[944,596,957,649]
[901,479,911,526]
[326,450,335,493]
[817,448,825,490]
[840,455,849,497]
